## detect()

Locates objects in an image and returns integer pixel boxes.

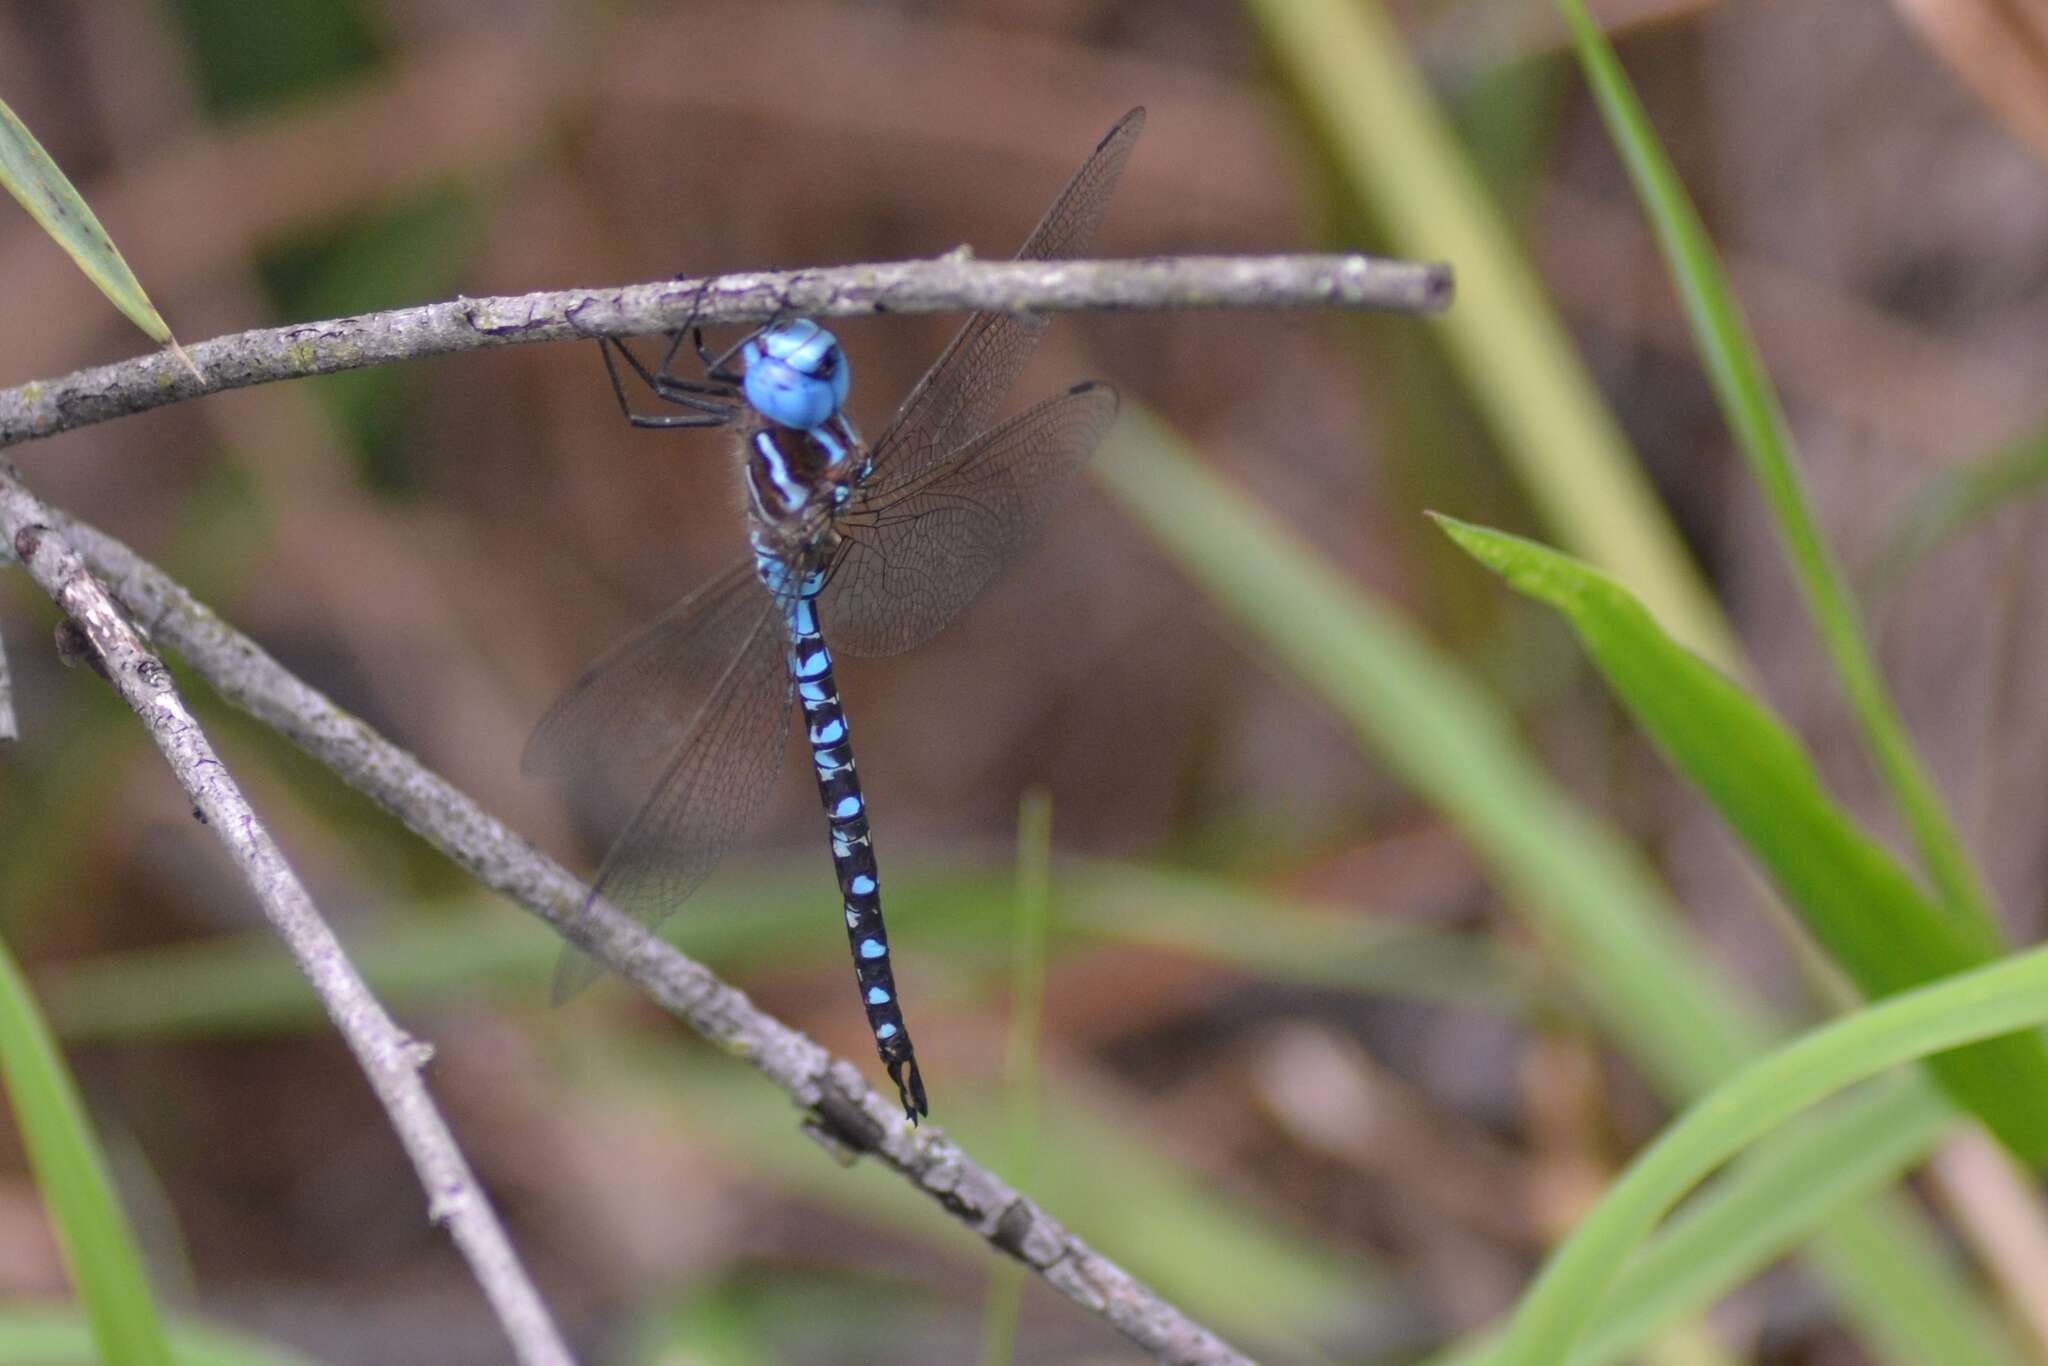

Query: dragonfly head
[742,318,850,431]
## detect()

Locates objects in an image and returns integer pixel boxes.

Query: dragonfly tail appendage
[888,1055,929,1124]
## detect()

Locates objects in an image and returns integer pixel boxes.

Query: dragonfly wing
[863,109,1142,496]
[552,610,791,1000]
[823,382,1118,657]
[526,559,796,1000]
[524,557,762,787]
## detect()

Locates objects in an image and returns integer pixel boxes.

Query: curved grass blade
[1499,941,2048,1364]
[0,95,196,376]
[1424,1076,2019,1366]
[0,935,173,1364]
[1096,407,2022,1362]
[1438,516,2048,1160]
[1580,1075,2003,1366]
[1553,0,1999,941]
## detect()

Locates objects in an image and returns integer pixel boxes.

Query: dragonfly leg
[694,303,797,387]
[699,331,745,384]
[645,329,742,400]
[659,276,764,387]
[599,336,736,428]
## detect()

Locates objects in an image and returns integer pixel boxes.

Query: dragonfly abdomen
[785,590,927,1120]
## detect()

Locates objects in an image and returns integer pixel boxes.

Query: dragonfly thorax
[742,318,850,431]
[744,416,864,530]
[740,318,865,533]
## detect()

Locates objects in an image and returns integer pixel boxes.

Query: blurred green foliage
[4,0,2045,1361]
[168,0,382,117]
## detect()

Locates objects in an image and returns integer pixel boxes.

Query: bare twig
[31,503,1256,1366]
[0,252,1450,448]
[0,469,575,1366]
[0,246,1372,1364]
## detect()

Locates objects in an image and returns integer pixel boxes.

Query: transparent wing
[524,557,763,784]
[863,108,1142,497]
[822,382,1118,657]
[525,559,795,1000]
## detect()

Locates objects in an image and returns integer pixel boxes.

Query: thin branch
[30,502,1257,1366]
[0,252,1450,448]
[0,620,15,742]
[0,467,574,1366]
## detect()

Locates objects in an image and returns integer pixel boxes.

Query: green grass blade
[0,1305,318,1366]
[1098,411,1762,1095]
[1589,1076,2019,1366]
[1580,1078,1999,1366]
[42,903,557,1039]
[0,937,172,1365]
[1438,516,2048,1158]
[1004,795,1053,1159]
[1058,860,1540,1016]
[1239,0,1739,672]
[1500,942,2048,1363]
[1093,411,2020,1363]
[1801,1201,2032,1366]
[1554,0,1999,941]
[40,865,1528,1040]
[635,1056,1379,1353]
[1423,1076,1999,1366]
[979,791,1054,1366]
[0,95,186,361]
[1874,420,2048,592]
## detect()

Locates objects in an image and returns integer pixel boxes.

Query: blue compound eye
[742,318,850,430]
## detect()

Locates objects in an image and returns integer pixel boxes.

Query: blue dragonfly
[526,109,1143,1121]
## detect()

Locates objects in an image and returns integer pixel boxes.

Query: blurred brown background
[1,1,2046,1362]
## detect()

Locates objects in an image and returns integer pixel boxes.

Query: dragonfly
[525,108,1143,1121]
